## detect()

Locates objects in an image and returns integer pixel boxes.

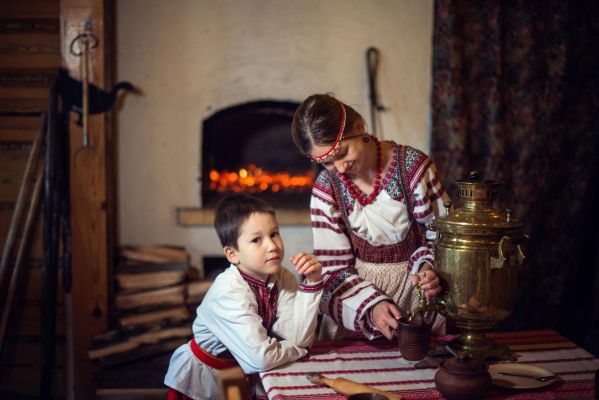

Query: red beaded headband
[308,102,347,164]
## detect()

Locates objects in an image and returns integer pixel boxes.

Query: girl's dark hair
[291,93,365,155]
[214,192,275,248]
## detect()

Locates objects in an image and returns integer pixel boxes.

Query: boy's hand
[290,252,322,284]
[410,264,441,298]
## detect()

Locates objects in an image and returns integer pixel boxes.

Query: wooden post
[60,0,112,398]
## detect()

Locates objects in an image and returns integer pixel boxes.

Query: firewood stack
[90,244,212,399]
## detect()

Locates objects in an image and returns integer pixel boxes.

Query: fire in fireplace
[201,100,317,208]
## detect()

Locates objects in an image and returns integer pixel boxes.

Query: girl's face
[223,212,284,281]
[310,127,369,178]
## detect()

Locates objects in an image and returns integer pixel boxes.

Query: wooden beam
[176,207,311,226]
[60,0,113,398]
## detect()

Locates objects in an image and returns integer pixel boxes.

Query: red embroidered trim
[314,248,353,257]
[299,281,324,292]
[354,292,382,331]
[409,157,432,191]
[323,267,357,293]
[410,248,431,262]
[332,277,363,300]
[408,246,434,271]
[311,220,345,234]
[237,268,279,333]
[413,197,428,207]
[312,189,336,207]
[338,136,383,206]
[237,268,266,286]
[343,283,374,304]
[310,208,339,224]
[413,207,434,220]
[380,145,399,189]
[321,259,351,267]
[331,280,366,323]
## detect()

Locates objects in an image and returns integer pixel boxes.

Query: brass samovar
[431,172,527,359]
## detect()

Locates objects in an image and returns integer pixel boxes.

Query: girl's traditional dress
[310,142,449,340]
[164,264,323,400]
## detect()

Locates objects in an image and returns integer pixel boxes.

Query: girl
[291,93,448,341]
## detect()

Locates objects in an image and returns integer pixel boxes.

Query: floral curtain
[430,0,599,354]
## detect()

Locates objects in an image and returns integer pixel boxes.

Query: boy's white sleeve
[271,268,323,348]
[201,280,308,374]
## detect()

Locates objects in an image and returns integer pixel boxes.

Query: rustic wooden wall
[0,1,65,398]
[1,0,115,398]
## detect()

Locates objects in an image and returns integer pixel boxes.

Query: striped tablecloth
[259,330,599,399]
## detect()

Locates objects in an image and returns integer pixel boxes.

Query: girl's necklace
[340,136,383,206]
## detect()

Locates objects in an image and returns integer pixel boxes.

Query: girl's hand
[411,264,442,298]
[290,252,322,284]
[371,301,402,340]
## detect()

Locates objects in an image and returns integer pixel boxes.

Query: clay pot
[434,353,491,400]
[396,318,431,361]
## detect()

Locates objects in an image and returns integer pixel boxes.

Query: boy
[164,193,323,400]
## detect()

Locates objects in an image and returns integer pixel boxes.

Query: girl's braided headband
[308,102,346,164]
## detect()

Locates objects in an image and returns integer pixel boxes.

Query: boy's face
[223,212,284,281]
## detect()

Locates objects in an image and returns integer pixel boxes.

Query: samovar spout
[407,285,447,322]
[407,301,446,323]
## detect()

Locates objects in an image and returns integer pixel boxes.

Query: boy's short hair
[214,193,276,248]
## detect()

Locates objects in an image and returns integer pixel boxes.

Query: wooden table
[259,330,599,399]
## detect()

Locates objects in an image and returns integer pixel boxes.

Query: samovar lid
[435,171,523,233]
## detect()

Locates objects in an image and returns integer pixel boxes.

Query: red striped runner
[259,330,599,399]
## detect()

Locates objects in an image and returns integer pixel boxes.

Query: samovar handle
[516,234,530,265]
[491,234,529,269]
[490,236,510,269]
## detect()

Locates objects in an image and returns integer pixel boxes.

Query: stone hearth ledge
[176,207,310,226]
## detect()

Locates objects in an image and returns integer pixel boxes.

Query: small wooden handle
[320,376,402,399]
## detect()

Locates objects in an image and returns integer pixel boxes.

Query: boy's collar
[234,265,271,287]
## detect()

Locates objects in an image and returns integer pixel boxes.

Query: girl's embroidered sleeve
[271,269,323,348]
[311,172,389,339]
[408,158,450,274]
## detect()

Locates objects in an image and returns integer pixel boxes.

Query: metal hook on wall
[68,21,99,148]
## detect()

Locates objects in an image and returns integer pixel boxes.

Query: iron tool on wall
[365,47,388,137]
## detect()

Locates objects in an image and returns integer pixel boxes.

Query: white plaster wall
[116,0,434,273]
